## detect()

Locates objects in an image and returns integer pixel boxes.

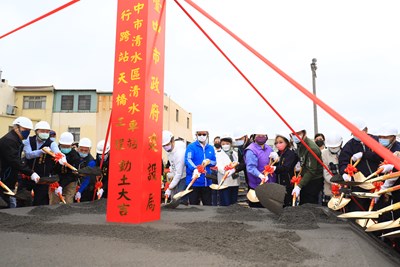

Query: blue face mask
[379,138,390,147]
[60,148,72,154]
[79,152,89,158]
[20,129,31,140]
[292,135,301,144]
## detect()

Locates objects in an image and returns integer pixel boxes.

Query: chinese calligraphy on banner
[107,0,166,223]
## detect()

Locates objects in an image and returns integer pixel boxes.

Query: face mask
[20,129,30,140]
[60,147,72,154]
[379,138,390,147]
[255,136,267,145]
[276,142,287,151]
[38,132,49,140]
[50,137,56,142]
[197,135,207,142]
[222,144,231,151]
[79,152,89,158]
[97,153,109,161]
[315,140,325,147]
[163,144,172,152]
[214,143,222,149]
[234,140,244,147]
[328,147,341,154]
[292,135,302,144]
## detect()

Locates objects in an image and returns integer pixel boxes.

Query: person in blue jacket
[74,137,96,202]
[185,128,216,205]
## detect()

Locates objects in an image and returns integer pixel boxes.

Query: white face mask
[163,144,172,152]
[328,147,341,154]
[38,132,49,140]
[197,135,207,142]
[234,140,244,147]
[222,144,231,151]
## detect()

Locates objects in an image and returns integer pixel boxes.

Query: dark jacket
[0,130,34,188]
[275,148,299,187]
[296,137,323,188]
[339,136,381,177]
[26,136,55,177]
[52,149,80,188]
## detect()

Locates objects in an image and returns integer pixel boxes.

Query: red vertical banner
[107,0,166,223]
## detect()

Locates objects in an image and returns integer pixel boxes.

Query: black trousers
[299,178,323,205]
[188,187,212,206]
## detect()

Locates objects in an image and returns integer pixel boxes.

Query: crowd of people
[0,116,110,208]
[162,120,400,219]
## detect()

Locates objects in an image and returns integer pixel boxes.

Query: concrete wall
[0,80,17,135]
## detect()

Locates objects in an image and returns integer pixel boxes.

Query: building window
[61,95,74,111]
[68,127,80,142]
[78,95,91,111]
[164,105,168,111]
[187,117,190,129]
[23,96,46,109]
[176,109,179,122]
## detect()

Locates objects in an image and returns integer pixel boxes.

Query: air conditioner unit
[6,104,16,115]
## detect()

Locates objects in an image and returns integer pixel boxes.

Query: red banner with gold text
[107,0,166,223]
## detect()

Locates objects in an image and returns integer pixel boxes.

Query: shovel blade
[173,189,192,200]
[209,184,228,190]
[365,219,400,232]
[263,198,284,215]
[255,183,285,205]
[327,197,351,210]
[337,211,379,219]
[381,229,400,239]
[246,189,259,203]
[38,175,60,185]
[351,192,379,198]
[78,166,102,176]
[162,198,180,209]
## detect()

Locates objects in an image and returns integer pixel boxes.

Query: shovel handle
[379,184,400,195]
[376,202,400,214]
[42,148,77,172]
[58,192,66,204]
[367,171,400,184]
[0,180,15,195]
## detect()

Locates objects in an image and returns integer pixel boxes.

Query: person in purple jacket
[244,132,278,207]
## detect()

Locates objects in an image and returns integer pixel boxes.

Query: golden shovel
[0,180,16,196]
[42,147,78,172]
[328,159,360,210]
[353,168,383,190]
[337,202,400,219]
[247,158,278,203]
[365,217,400,232]
[173,159,210,200]
[352,184,400,199]
[209,162,238,191]
[381,229,400,239]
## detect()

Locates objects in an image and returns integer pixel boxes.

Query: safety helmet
[220,133,233,143]
[275,133,291,143]
[13,116,33,129]
[162,130,174,146]
[59,132,74,145]
[377,124,398,137]
[34,121,51,131]
[79,137,92,148]
[352,119,367,131]
[325,133,343,148]
[232,129,247,140]
[96,140,110,154]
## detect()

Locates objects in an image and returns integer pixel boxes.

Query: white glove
[166,172,174,179]
[31,172,40,183]
[380,164,394,174]
[75,192,81,201]
[294,162,301,172]
[258,173,268,183]
[226,169,236,177]
[342,173,352,182]
[373,196,380,204]
[58,154,67,166]
[192,169,200,178]
[165,189,171,197]
[269,152,279,161]
[292,185,301,197]
[97,188,104,198]
[381,177,398,190]
[55,186,62,196]
[271,166,277,172]
[351,152,363,162]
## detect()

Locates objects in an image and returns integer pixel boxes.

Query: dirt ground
[0,200,399,267]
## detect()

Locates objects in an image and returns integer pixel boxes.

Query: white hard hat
[352,119,367,131]
[275,133,291,143]
[377,124,398,136]
[59,132,74,145]
[96,140,110,154]
[325,132,343,147]
[232,129,247,140]
[34,121,51,131]
[13,116,33,129]
[79,137,92,148]
[162,130,174,146]
[220,133,233,143]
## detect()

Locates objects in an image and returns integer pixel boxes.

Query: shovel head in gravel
[255,183,286,215]
[12,189,32,201]
[173,189,193,200]
[161,198,180,209]
[365,218,400,232]
[78,166,102,176]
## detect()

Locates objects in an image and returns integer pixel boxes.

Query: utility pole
[310,58,318,135]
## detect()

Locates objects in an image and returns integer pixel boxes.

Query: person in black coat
[0,117,40,208]
[273,134,299,207]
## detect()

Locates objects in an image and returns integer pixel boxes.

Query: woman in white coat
[215,136,240,206]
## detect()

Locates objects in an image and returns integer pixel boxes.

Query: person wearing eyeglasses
[184,128,216,205]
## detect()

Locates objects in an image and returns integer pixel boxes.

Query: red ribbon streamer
[344,164,358,177]
[291,175,302,185]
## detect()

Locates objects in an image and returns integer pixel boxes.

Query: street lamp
[310,58,318,135]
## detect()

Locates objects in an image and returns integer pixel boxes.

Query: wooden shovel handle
[352,158,361,168]
[367,171,400,184]
[42,148,77,172]
[379,184,400,195]
[377,202,400,214]
[57,192,66,204]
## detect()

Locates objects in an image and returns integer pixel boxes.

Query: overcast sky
[1,0,399,142]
